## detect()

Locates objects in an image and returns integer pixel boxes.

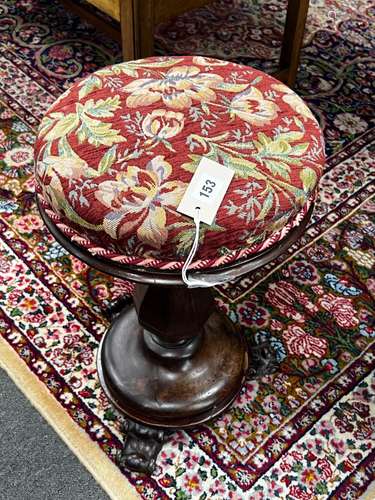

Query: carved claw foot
[247,341,279,378]
[118,420,166,474]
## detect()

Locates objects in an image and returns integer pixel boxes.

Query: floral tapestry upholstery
[34,56,325,268]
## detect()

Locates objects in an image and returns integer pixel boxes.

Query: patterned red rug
[0,0,374,498]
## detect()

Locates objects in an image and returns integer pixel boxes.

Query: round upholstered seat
[35,56,324,269]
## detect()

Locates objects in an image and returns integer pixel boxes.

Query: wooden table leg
[120,0,154,60]
[278,0,309,87]
[120,0,136,60]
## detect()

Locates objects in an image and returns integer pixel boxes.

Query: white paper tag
[177,157,234,225]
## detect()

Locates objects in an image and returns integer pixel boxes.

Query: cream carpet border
[361,481,375,500]
[0,338,140,500]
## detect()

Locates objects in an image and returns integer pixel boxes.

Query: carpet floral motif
[0,0,374,499]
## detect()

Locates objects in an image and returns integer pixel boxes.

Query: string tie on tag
[181,207,225,288]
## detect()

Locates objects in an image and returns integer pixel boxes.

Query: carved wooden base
[97,284,282,473]
[112,338,279,474]
[97,284,249,472]
[97,295,248,428]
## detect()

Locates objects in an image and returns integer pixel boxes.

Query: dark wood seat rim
[37,197,314,286]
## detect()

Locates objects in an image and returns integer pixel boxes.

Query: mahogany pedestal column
[98,285,247,473]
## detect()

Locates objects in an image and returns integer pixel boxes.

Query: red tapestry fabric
[34,56,325,265]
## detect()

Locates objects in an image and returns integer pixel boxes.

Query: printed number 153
[200,179,216,198]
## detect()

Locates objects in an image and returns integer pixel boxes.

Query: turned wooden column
[98,283,248,428]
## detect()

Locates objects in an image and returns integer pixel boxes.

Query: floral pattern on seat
[35,56,325,263]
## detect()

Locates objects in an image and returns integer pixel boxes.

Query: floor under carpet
[0,367,109,500]
[0,0,374,499]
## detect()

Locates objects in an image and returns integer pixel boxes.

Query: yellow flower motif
[229,86,280,125]
[96,156,187,249]
[142,109,185,143]
[254,132,293,155]
[253,131,310,182]
[122,66,224,109]
[272,83,316,122]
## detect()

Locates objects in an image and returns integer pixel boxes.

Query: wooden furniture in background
[119,0,212,62]
[278,0,309,86]
[61,0,209,60]
[61,0,309,87]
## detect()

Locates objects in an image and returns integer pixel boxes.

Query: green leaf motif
[58,136,78,158]
[293,462,304,472]
[262,158,291,180]
[77,114,125,146]
[251,76,263,85]
[73,96,126,146]
[111,65,138,77]
[102,58,180,78]
[175,467,185,477]
[181,154,202,173]
[220,152,262,180]
[78,75,103,100]
[214,82,249,92]
[54,190,102,230]
[315,481,329,495]
[175,491,189,500]
[292,142,310,156]
[84,95,121,118]
[10,308,22,317]
[300,167,317,191]
[294,116,304,130]
[98,145,117,175]
[223,140,256,150]
[44,113,79,141]
[198,469,208,481]
[253,132,312,181]
[173,220,224,256]
[103,409,116,421]
[210,466,218,478]
[39,113,62,137]
[42,95,126,148]
[257,190,274,221]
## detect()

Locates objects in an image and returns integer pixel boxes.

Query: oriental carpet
[0,0,374,499]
